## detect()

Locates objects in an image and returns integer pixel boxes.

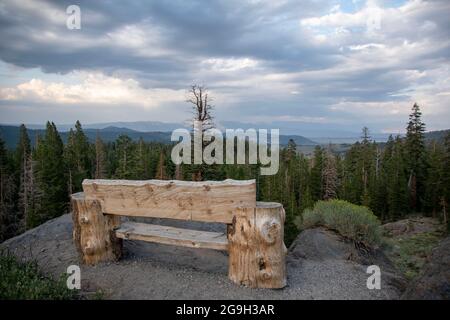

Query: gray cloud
[0,0,449,134]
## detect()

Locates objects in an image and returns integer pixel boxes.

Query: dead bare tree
[186,84,214,131]
[185,85,215,181]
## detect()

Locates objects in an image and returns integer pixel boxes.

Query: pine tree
[65,121,92,193]
[15,125,31,167]
[286,139,297,162]
[443,132,450,229]
[16,124,31,232]
[135,138,148,179]
[386,136,409,219]
[424,141,445,216]
[22,153,42,229]
[372,136,393,220]
[65,129,76,195]
[155,149,168,180]
[147,142,162,179]
[405,103,427,212]
[298,153,313,212]
[300,185,314,212]
[310,146,324,201]
[33,122,67,225]
[359,127,375,207]
[94,133,107,179]
[322,148,338,200]
[341,142,363,204]
[361,126,371,144]
[114,135,137,179]
[339,128,378,208]
[0,137,17,241]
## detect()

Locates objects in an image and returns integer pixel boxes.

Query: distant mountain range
[0,124,318,149]
[23,121,184,133]
[423,129,450,143]
[1,121,448,150]
[1,120,393,141]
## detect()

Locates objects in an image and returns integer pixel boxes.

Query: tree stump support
[71,192,122,265]
[227,202,287,288]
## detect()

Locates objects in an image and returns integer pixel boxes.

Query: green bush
[0,253,77,300]
[298,200,382,247]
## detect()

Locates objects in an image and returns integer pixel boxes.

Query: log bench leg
[227,202,287,288]
[71,192,122,265]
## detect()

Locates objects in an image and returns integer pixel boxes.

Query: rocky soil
[401,236,450,300]
[382,216,449,299]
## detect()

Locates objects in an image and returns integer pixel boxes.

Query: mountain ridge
[3,120,436,140]
[0,125,319,149]
[1,123,448,150]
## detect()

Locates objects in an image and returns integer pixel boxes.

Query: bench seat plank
[115,222,228,251]
[83,179,256,223]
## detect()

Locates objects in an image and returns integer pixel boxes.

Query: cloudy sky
[0,0,449,135]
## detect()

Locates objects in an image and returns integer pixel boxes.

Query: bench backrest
[82,179,256,223]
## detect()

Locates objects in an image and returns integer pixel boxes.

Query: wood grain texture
[71,192,122,265]
[115,221,228,251]
[82,179,256,223]
[228,202,287,289]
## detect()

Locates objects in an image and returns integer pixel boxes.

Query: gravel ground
[0,214,404,300]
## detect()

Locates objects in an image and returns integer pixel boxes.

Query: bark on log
[71,192,122,265]
[227,202,287,288]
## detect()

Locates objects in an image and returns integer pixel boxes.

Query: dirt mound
[289,228,406,293]
[1,214,403,299]
[401,236,450,300]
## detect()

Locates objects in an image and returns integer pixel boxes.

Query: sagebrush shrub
[299,200,382,247]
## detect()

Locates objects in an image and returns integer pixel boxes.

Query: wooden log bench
[71,179,287,288]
